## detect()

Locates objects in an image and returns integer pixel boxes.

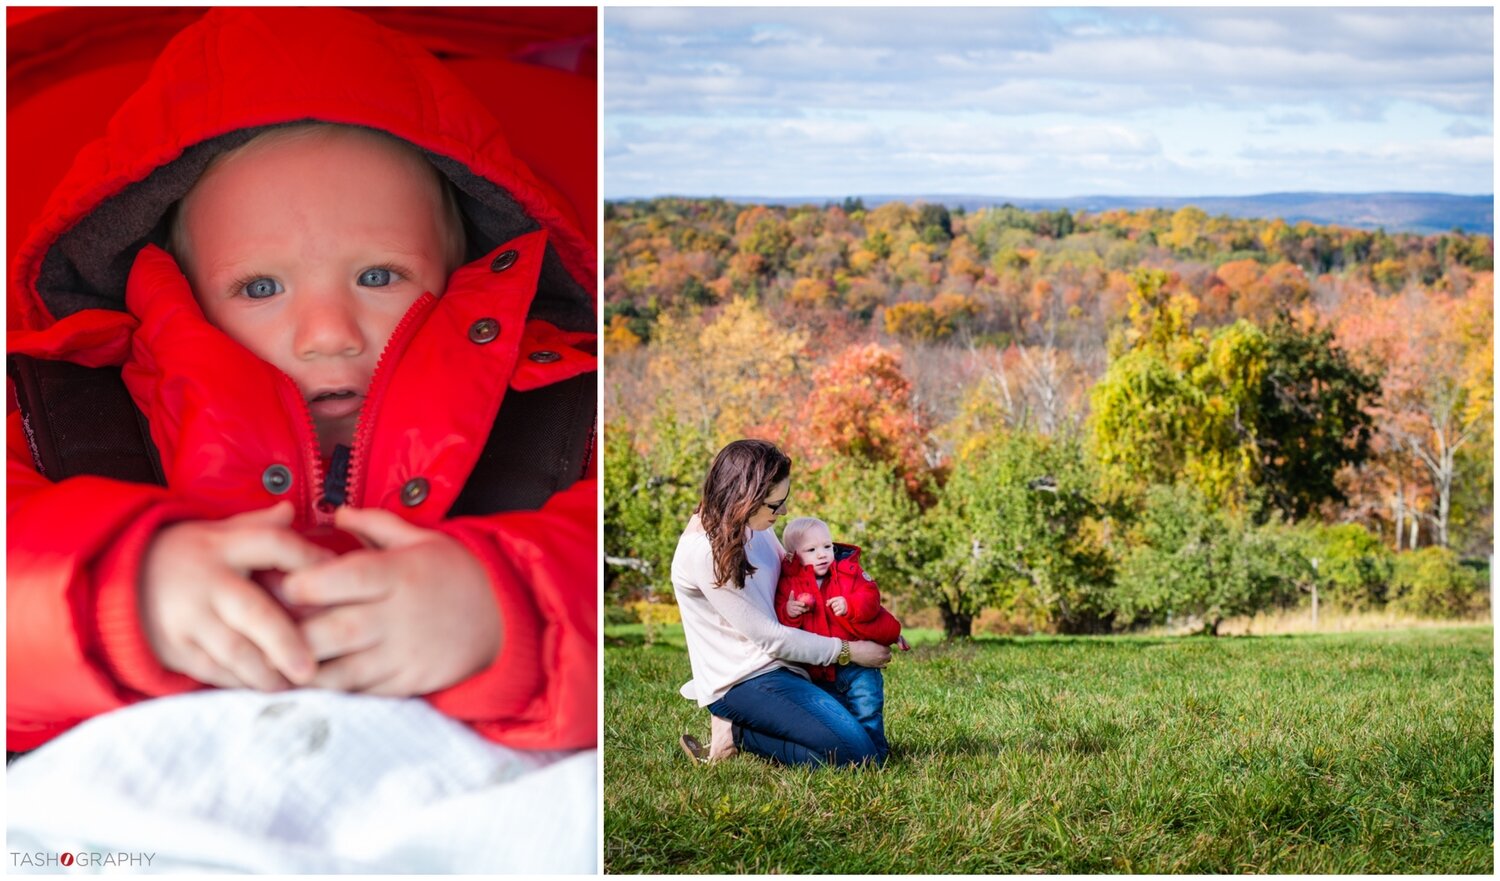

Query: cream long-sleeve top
[672,519,841,706]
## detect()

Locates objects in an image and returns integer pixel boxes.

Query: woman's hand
[848,640,891,668]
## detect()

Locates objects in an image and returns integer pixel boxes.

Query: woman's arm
[694,574,838,666]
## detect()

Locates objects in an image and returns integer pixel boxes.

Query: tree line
[604,199,1492,637]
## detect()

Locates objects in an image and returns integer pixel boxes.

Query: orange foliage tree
[796,343,932,500]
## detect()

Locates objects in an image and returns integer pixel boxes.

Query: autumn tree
[883,301,948,342]
[733,205,793,278]
[1093,270,1377,517]
[797,343,932,500]
[646,298,807,446]
[1333,279,1493,548]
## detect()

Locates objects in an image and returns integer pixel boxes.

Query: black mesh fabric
[448,371,596,516]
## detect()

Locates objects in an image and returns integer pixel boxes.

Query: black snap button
[469,318,499,345]
[401,477,430,507]
[490,249,520,272]
[528,350,562,364]
[262,464,293,495]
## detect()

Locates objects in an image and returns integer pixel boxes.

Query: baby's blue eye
[242,277,282,299]
[358,267,394,287]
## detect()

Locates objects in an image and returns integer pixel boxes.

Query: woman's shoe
[678,733,709,764]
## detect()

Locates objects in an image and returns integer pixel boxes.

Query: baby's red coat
[6,8,597,752]
[775,543,902,681]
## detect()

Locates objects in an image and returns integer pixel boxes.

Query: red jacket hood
[11,6,595,334]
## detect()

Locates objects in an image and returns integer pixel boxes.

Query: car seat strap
[6,354,166,486]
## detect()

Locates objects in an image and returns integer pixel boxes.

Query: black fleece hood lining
[36,122,594,333]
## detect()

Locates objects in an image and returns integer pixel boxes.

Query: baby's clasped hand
[281,505,500,697]
[141,501,329,692]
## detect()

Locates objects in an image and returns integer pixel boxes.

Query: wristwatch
[837,639,851,666]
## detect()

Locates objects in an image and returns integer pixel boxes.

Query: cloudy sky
[603,6,1494,199]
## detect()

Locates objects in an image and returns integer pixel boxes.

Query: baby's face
[176,129,452,455]
[792,524,835,577]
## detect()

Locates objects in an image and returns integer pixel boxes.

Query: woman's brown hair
[698,439,791,588]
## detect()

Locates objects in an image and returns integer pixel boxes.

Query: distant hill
[733,192,1493,236]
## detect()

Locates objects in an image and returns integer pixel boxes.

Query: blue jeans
[708,668,885,767]
[815,664,888,758]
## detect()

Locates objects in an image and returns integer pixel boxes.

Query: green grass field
[605,624,1493,874]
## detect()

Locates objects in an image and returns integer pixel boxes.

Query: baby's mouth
[307,388,363,420]
[311,389,357,403]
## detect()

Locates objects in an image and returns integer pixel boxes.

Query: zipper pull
[323,443,352,508]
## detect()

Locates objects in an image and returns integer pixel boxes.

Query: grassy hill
[605,625,1493,874]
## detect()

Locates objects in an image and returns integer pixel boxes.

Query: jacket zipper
[342,293,438,510]
[281,372,331,527]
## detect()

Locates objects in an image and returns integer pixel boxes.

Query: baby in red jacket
[8,4,596,761]
[776,516,908,755]
[137,124,497,698]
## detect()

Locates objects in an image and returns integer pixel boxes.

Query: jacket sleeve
[773,560,809,629]
[847,607,903,646]
[427,476,597,751]
[7,408,206,751]
[838,564,903,645]
[842,566,884,623]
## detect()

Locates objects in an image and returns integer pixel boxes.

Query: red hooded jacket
[7,8,597,752]
[775,543,902,682]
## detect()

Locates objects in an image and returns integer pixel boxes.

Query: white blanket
[6,689,596,873]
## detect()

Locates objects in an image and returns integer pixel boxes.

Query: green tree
[1390,547,1487,618]
[603,411,715,600]
[1113,483,1301,635]
[1292,522,1394,611]
[916,203,953,245]
[1253,315,1379,519]
[921,431,1113,637]
[1093,272,1378,515]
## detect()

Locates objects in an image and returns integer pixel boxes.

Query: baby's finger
[219,525,334,574]
[222,499,295,526]
[300,605,383,662]
[282,552,393,607]
[333,505,429,550]
[195,618,293,692]
[209,579,316,684]
[355,670,412,698]
[308,648,397,694]
[170,639,246,690]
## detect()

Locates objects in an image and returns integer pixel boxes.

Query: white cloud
[603,7,1494,197]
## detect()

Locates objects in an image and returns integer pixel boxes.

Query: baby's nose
[295,295,366,358]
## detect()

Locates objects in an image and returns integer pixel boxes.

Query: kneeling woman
[672,439,891,767]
